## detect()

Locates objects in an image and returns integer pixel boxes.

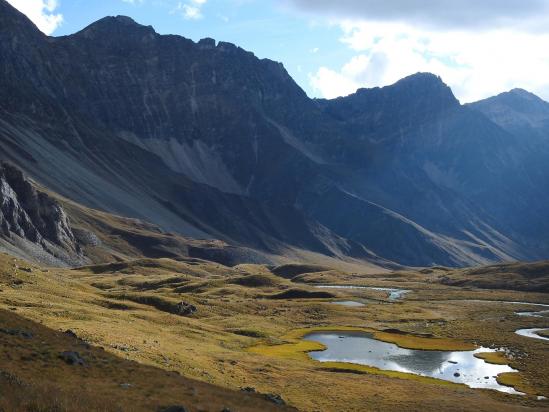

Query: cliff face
[0,163,85,266]
[1,0,549,267]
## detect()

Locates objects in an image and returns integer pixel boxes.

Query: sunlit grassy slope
[2,252,549,411]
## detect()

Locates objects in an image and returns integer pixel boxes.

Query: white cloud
[6,0,63,35]
[309,20,549,102]
[285,0,549,32]
[172,0,208,20]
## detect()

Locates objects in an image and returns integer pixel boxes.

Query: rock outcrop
[0,162,86,266]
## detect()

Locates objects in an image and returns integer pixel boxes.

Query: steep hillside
[2,253,549,411]
[0,0,389,268]
[0,309,293,412]
[317,74,549,263]
[437,260,549,292]
[1,0,549,267]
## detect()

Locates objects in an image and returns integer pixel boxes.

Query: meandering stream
[476,301,549,342]
[516,310,549,318]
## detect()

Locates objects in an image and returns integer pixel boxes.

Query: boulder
[175,302,197,316]
[58,351,85,366]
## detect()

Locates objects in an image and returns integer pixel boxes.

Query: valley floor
[1,253,548,411]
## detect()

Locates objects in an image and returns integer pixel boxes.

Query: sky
[6,0,549,103]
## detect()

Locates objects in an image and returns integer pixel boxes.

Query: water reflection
[304,331,521,394]
[331,301,366,307]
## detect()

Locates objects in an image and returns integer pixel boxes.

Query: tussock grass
[537,329,549,338]
[1,252,548,411]
[118,276,190,290]
[109,293,194,316]
[229,274,282,288]
[497,372,538,395]
[229,328,269,338]
[271,264,333,279]
[474,351,510,365]
[265,289,336,300]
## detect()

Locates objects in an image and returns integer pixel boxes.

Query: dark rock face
[0,162,86,266]
[1,0,549,267]
[175,302,197,316]
[58,351,85,366]
[263,393,286,406]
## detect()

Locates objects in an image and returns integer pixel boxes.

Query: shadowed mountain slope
[1,0,548,267]
[317,74,549,264]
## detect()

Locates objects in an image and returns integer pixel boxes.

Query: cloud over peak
[7,0,63,35]
[172,0,208,20]
[289,1,549,102]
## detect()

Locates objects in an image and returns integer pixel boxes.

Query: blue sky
[7,0,549,102]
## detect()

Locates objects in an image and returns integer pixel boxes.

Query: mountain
[0,1,380,268]
[466,88,549,255]
[316,75,549,264]
[469,88,549,141]
[1,0,549,268]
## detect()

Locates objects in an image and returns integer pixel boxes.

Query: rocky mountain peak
[317,72,460,139]
[469,88,549,134]
[509,88,537,97]
[338,72,460,116]
[473,88,548,110]
[498,88,549,112]
[75,15,156,41]
[379,72,459,107]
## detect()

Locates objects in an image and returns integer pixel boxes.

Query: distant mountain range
[1,0,548,268]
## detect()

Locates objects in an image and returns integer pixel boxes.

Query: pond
[330,301,366,307]
[303,331,521,394]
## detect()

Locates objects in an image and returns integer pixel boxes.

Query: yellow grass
[497,372,538,396]
[474,351,510,365]
[1,251,547,410]
[318,362,463,387]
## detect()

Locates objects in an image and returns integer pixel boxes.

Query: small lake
[331,301,366,307]
[515,328,549,342]
[315,285,410,301]
[304,331,521,394]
